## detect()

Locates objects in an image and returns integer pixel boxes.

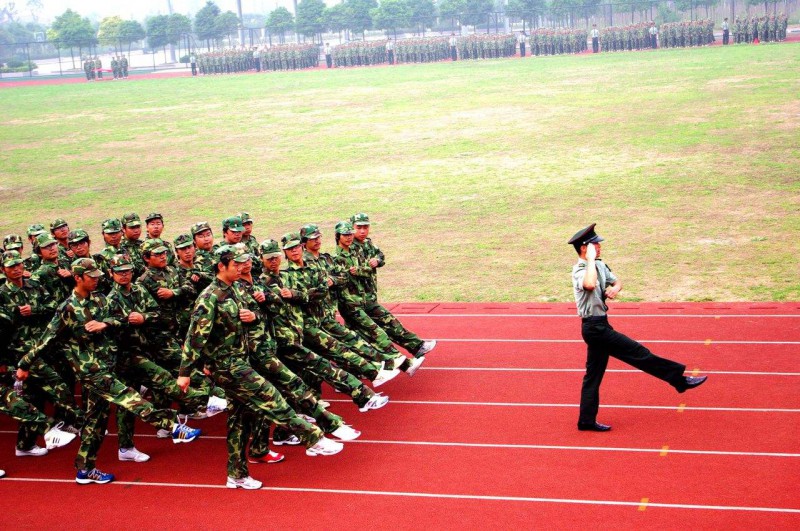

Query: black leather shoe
[678,375,708,393]
[577,422,611,432]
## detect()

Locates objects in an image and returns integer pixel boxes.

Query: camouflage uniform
[0,251,83,449]
[259,240,377,409]
[180,248,323,480]
[0,383,63,447]
[106,255,208,449]
[18,259,180,471]
[144,213,177,266]
[120,213,146,278]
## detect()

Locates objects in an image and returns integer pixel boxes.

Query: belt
[581,315,608,323]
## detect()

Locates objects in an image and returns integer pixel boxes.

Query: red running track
[0,302,798,529]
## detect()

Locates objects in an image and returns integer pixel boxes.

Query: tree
[296,0,326,39]
[322,3,348,38]
[167,13,192,45]
[146,14,170,49]
[97,16,123,47]
[508,0,546,28]
[371,0,413,30]
[48,8,96,66]
[215,10,240,45]
[406,0,436,30]
[266,7,294,43]
[460,0,493,27]
[343,0,378,36]
[26,0,43,23]
[195,1,221,44]
[438,0,465,23]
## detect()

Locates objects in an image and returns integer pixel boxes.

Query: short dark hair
[573,243,583,255]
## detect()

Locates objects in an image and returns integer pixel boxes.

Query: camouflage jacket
[194,249,216,276]
[352,237,385,299]
[92,245,122,294]
[120,238,145,277]
[176,262,214,328]
[180,277,248,377]
[24,253,41,273]
[57,243,73,269]
[240,236,262,276]
[303,250,345,322]
[18,291,118,373]
[136,265,196,333]
[105,282,160,354]
[0,278,57,363]
[30,260,74,303]
[259,269,306,347]
[287,259,328,326]
[333,245,372,308]
[234,276,282,353]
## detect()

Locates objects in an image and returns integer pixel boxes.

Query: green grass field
[1,43,798,302]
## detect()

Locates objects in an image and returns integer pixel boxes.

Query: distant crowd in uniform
[1,212,436,488]
[82,56,128,81]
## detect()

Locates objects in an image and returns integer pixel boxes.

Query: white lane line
[395,314,800,318]
[423,368,800,376]
[326,399,800,413]
[3,478,799,513]
[435,339,800,345]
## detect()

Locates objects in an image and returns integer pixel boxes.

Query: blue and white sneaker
[171,420,201,444]
[76,468,115,485]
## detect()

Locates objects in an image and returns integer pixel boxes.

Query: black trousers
[579,316,686,424]
[451,46,457,61]
[519,43,525,57]
[388,50,394,64]
[723,30,729,45]
[592,37,599,53]
[326,54,332,68]
[651,35,657,48]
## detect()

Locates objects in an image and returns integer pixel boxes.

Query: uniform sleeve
[371,242,386,268]
[141,287,161,323]
[572,266,586,294]
[601,262,618,285]
[173,269,197,301]
[18,308,67,370]
[180,293,216,377]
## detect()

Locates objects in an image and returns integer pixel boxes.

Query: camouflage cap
[191,221,212,237]
[214,244,249,263]
[27,224,46,237]
[173,233,194,249]
[71,257,104,278]
[232,243,251,263]
[281,232,302,250]
[141,238,168,254]
[35,233,58,248]
[222,215,245,233]
[3,234,24,250]
[259,239,282,258]
[144,212,163,223]
[121,212,142,228]
[334,221,354,235]
[351,213,370,226]
[109,254,134,272]
[68,229,90,244]
[102,218,122,234]
[240,212,254,224]
[2,250,23,267]
[300,224,321,241]
[50,218,68,231]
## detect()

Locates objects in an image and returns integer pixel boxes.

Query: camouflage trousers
[150,334,226,405]
[321,315,396,364]
[248,344,343,458]
[363,298,424,356]
[1,383,55,444]
[17,357,84,450]
[276,343,373,408]
[76,371,176,471]
[115,352,209,450]
[303,322,381,380]
[208,356,323,479]
[339,302,401,356]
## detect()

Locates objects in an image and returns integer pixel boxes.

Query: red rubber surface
[0,302,798,528]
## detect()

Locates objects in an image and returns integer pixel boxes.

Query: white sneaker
[44,422,77,450]
[0,469,5,478]
[306,437,344,456]
[406,356,425,377]
[392,355,406,370]
[272,434,301,446]
[299,414,317,423]
[359,392,389,412]
[416,340,437,356]
[318,400,331,408]
[226,476,263,489]
[372,368,400,388]
[156,429,171,439]
[330,424,361,441]
[118,447,151,462]
[16,445,48,457]
[205,395,228,417]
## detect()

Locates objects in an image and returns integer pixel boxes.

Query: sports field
[1,43,798,302]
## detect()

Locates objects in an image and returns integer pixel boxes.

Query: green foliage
[49,8,96,49]
[266,6,294,35]
[0,20,34,44]
[656,5,681,24]
[438,0,465,20]
[146,15,170,49]
[215,11,240,37]
[323,3,349,33]
[1,59,36,72]
[343,0,378,34]
[167,14,192,43]
[407,0,437,23]
[507,0,547,21]
[297,0,326,37]
[460,0,494,26]
[372,0,413,30]
[194,1,222,41]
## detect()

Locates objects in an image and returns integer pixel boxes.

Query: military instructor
[569,223,707,432]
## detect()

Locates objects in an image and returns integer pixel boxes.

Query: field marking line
[435,339,800,345]
[325,399,800,412]
[394,314,800,319]
[423,367,800,376]
[3,477,799,513]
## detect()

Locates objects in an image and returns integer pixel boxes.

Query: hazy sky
[35,0,309,23]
